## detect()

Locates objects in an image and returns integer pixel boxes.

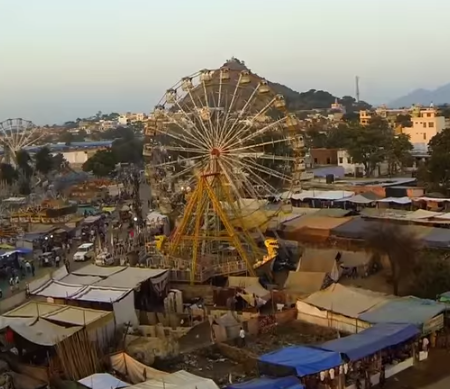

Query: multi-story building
[401,107,445,146]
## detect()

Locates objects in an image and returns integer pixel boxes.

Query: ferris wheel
[0,118,40,166]
[143,61,306,282]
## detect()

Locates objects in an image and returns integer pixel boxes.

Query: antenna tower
[355,76,360,103]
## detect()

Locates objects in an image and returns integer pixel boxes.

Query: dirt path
[385,350,450,389]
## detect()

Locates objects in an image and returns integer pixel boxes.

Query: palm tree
[366,223,421,295]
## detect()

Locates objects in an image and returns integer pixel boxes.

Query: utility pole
[355,76,360,103]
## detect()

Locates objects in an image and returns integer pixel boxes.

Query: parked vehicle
[73,243,94,262]
[95,251,114,266]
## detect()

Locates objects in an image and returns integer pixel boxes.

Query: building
[359,106,410,127]
[337,149,388,177]
[401,107,445,146]
[310,148,338,165]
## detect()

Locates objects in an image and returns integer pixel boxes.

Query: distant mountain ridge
[389,83,450,107]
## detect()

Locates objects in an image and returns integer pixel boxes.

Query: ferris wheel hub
[210,147,222,157]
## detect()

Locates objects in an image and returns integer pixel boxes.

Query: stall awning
[318,323,419,361]
[258,346,342,377]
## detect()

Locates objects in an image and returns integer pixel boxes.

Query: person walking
[239,327,246,348]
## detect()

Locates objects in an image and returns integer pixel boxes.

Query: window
[429,122,434,128]
[314,158,318,164]
[423,122,427,128]
[348,158,353,164]
[339,157,343,164]
[326,158,331,164]
[427,113,431,117]
[423,133,427,140]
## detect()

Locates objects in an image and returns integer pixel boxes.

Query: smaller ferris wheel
[0,118,41,166]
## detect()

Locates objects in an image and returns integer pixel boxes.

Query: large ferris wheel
[0,118,40,166]
[143,60,306,283]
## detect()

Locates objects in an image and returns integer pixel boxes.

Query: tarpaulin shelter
[227,376,304,389]
[330,217,382,240]
[318,323,419,361]
[258,346,342,377]
[281,216,352,243]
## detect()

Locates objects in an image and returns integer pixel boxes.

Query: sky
[1,0,450,124]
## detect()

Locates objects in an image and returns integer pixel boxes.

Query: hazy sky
[1,0,450,124]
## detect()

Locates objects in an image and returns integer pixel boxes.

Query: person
[379,365,386,388]
[14,275,20,286]
[9,276,14,292]
[55,255,61,267]
[31,262,35,277]
[422,337,430,352]
[239,327,246,347]
[25,261,31,274]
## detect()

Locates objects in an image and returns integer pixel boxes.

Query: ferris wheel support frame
[168,170,257,284]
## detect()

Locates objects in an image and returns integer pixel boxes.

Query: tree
[52,153,70,172]
[420,128,450,193]
[345,120,390,177]
[344,118,412,177]
[15,150,33,178]
[34,147,54,175]
[366,224,421,295]
[385,134,413,175]
[410,252,450,299]
[0,163,17,185]
[82,149,116,176]
[60,131,74,145]
[395,114,412,128]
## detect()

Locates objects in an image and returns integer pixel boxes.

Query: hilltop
[180,58,371,113]
[389,83,450,107]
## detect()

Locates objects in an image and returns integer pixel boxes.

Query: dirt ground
[244,321,338,355]
[157,321,340,387]
[155,346,246,387]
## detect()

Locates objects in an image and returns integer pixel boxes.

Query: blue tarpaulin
[227,376,304,389]
[359,297,446,327]
[258,346,342,377]
[319,323,419,361]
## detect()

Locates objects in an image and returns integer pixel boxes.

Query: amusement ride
[0,118,41,167]
[143,59,306,284]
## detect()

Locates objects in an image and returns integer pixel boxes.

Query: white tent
[129,371,219,389]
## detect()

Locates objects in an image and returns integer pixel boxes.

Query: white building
[337,150,388,177]
[118,116,129,126]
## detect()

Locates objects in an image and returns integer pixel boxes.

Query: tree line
[306,117,414,176]
[0,148,69,195]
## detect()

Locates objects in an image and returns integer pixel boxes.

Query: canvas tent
[126,370,219,389]
[78,373,129,389]
[302,284,391,319]
[297,248,340,281]
[284,271,326,295]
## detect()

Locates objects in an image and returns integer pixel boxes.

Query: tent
[258,346,342,377]
[78,373,129,389]
[227,376,304,389]
[359,297,446,329]
[330,217,383,240]
[319,323,419,361]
